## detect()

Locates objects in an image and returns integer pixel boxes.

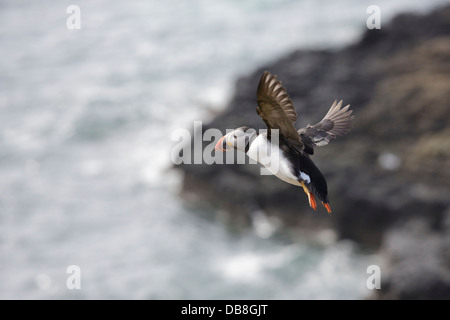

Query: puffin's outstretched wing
[256,71,303,150]
[298,100,354,154]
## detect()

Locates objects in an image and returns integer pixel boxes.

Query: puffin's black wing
[298,100,354,154]
[256,71,303,150]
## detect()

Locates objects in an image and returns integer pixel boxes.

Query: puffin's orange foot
[322,202,332,214]
[308,193,317,211]
[299,181,317,211]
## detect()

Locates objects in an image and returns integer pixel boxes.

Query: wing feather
[298,100,354,151]
[256,71,303,150]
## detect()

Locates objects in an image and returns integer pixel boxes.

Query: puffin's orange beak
[215,136,227,151]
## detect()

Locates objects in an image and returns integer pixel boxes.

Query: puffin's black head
[215,126,257,152]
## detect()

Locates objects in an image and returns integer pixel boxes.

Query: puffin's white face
[215,127,257,152]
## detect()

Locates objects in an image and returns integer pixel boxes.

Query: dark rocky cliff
[176,6,450,299]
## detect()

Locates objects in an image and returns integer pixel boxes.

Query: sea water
[0,0,446,299]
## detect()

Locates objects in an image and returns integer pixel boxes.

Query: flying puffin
[215,71,354,213]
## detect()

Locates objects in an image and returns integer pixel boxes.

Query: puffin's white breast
[246,134,310,186]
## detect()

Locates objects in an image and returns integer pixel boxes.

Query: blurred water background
[0,0,447,299]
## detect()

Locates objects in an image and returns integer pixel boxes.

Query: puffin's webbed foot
[322,202,332,214]
[300,181,317,211]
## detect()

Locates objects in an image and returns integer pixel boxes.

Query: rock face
[176,6,450,299]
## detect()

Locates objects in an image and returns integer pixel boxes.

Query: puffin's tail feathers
[299,155,329,203]
[297,155,332,213]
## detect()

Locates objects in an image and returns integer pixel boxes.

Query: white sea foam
[0,0,446,299]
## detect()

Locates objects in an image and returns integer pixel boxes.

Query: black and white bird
[215,71,354,213]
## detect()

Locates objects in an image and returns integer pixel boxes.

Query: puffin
[215,71,354,213]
